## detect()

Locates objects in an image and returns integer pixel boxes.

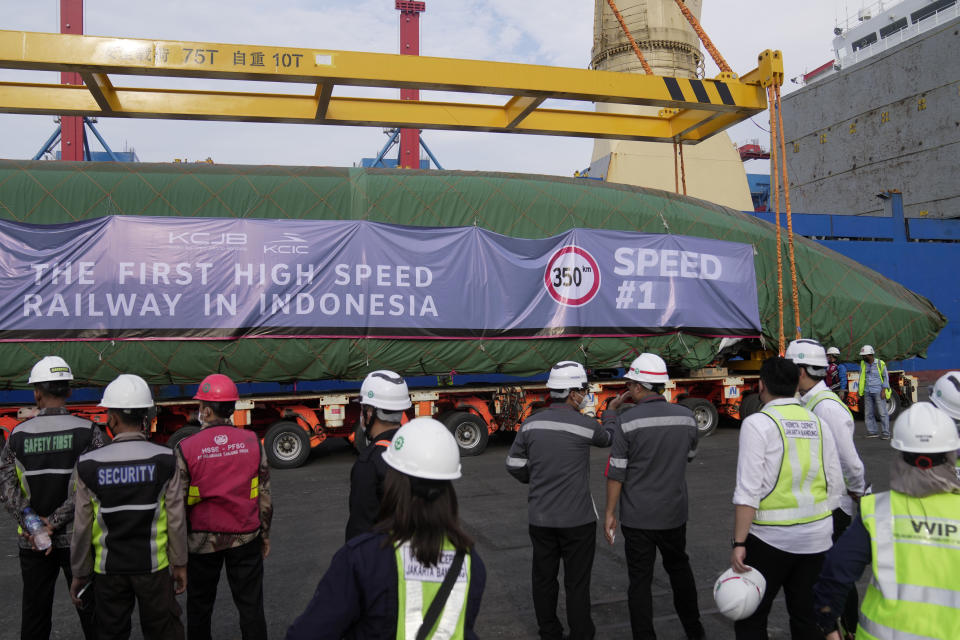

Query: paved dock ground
[1,421,895,639]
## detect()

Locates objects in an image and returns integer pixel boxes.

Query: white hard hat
[624,353,669,385]
[382,417,462,480]
[714,567,767,621]
[860,345,875,356]
[826,347,841,356]
[930,372,960,421]
[100,374,154,409]
[28,356,74,384]
[892,402,960,454]
[359,370,412,411]
[785,339,828,371]
[546,361,588,390]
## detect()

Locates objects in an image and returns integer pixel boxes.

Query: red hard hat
[194,374,239,401]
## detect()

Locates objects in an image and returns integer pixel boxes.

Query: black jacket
[345,428,399,542]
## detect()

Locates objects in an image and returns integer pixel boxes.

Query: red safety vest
[179,425,261,534]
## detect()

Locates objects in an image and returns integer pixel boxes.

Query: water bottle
[23,507,51,551]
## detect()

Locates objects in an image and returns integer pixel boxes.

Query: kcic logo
[264,233,309,254]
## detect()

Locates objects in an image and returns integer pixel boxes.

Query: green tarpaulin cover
[0,161,944,388]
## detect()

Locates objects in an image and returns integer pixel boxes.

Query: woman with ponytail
[286,417,485,640]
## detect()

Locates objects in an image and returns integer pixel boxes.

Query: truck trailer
[0,162,941,467]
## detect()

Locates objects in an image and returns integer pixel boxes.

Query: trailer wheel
[680,398,719,438]
[166,426,200,450]
[442,412,489,457]
[265,421,311,469]
[739,393,761,421]
[885,390,904,420]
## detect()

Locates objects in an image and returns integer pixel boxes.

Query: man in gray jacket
[604,353,704,640]
[506,361,613,640]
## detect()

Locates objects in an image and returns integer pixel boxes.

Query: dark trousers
[734,534,824,640]
[19,547,97,640]
[831,509,860,635]
[186,539,267,640]
[622,524,704,640]
[94,571,184,640]
[529,522,596,640]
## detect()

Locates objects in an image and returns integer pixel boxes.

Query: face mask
[576,391,590,411]
[362,408,376,439]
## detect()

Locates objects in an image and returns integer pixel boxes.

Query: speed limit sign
[544,246,600,306]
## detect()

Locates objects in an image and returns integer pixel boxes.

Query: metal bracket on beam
[80,72,120,113]
[740,49,783,88]
[504,95,546,129]
[314,83,333,120]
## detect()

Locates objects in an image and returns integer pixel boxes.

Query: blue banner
[0,216,761,340]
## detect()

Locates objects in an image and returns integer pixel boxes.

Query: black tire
[680,398,720,438]
[885,389,904,420]
[264,421,312,469]
[739,393,762,421]
[442,411,489,457]
[166,426,200,450]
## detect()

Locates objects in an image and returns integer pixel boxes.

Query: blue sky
[0,0,845,174]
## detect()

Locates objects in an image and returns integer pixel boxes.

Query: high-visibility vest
[805,389,854,422]
[395,540,471,640]
[859,360,892,400]
[178,425,260,534]
[857,491,960,639]
[76,437,177,574]
[754,404,832,526]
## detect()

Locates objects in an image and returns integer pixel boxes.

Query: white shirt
[733,397,844,554]
[800,380,866,515]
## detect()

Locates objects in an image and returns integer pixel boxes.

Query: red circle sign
[544,246,601,306]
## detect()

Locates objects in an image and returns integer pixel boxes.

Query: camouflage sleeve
[70,473,95,578]
[46,474,77,532]
[164,458,188,567]
[0,441,28,529]
[175,448,191,503]
[258,446,272,540]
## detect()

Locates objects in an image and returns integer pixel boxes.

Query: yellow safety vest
[857,491,960,639]
[395,540,471,640]
[754,404,832,526]
[805,388,854,421]
[859,360,892,400]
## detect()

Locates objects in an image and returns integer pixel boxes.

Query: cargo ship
[758,0,960,376]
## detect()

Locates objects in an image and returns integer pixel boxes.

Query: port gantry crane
[0,30,781,146]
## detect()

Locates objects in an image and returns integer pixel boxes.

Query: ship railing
[837,3,959,69]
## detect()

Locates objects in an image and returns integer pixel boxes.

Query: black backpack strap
[415,549,467,640]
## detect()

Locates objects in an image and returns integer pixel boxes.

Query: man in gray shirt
[507,361,613,640]
[603,353,704,640]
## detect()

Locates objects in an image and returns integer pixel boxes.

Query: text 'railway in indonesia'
[0,216,761,341]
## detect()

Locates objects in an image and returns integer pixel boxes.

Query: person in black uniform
[287,417,486,640]
[603,353,704,640]
[70,374,187,640]
[345,370,412,541]
[0,356,103,640]
[506,361,613,640]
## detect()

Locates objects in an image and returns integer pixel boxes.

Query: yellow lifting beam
[0,31,781,144]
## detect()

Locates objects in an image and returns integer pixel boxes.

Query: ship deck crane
[0,30,781,144]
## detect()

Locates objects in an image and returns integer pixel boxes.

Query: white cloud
[0,0,857,175]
